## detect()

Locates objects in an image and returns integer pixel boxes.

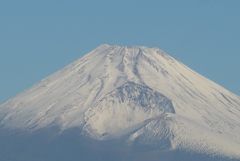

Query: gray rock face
[83,82,175,141]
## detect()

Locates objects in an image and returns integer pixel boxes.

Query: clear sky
[0,0,240,103]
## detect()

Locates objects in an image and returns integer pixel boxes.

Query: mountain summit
[1,44,240,161]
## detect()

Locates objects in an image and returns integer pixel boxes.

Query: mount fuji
[0,44,240,161]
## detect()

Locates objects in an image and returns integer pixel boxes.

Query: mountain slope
[0,44,240,160]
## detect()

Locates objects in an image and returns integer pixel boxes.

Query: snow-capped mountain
[0,44,240,161]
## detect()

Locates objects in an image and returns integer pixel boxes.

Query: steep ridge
[0,44,240,160]
[83,82,175,141]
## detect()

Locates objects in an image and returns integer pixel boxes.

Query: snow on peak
[0,44,240,158]
[0,44,175,130]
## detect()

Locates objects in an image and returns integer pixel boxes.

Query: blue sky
[0,0,240,103]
